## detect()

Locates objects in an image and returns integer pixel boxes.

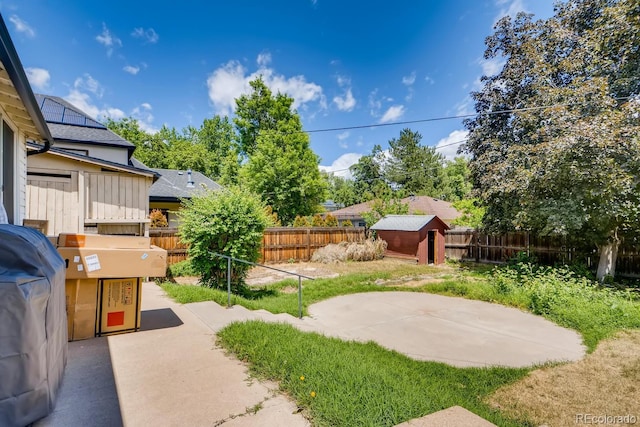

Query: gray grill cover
[0,225,67,427]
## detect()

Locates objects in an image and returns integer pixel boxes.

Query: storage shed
[371,215,450,265]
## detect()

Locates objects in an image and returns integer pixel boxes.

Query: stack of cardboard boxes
[51,234,167,341]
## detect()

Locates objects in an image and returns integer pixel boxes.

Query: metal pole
[227,257,231,308]
[298,276,302,319]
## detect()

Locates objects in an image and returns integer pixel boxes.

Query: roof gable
[331,195,461,222]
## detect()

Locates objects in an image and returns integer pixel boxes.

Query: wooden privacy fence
[149,227,366,265]
[261,227,366,263]
[445,229,640,277]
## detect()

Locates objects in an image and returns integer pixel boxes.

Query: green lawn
[217,320,533,427]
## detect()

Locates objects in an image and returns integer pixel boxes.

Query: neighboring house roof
[331,195,461,223]
[149,168,222,202]
[34,94,135,153]
[371,215,449,232]
[26,142,157,178]
[0,17,52,145]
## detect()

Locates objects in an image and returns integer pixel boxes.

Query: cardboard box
[58,233,151,249]
[65,278,99,341]
[57,246,167,279]
[97,278,141,336]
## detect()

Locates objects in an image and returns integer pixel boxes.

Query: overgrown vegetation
[177,187,270,289]
[217,321,531,427]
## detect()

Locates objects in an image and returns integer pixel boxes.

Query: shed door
[1,121,15,223]
[428,230,436,264]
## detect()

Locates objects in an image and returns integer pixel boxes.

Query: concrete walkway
[37,283,586,426]
[36,282,310,427]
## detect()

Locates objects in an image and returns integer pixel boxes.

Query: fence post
[227,257,231,308]
[306,228,311,261]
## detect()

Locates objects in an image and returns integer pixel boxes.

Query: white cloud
[132,103,158,133]
[425,75,435,85]
[479,57,504,77]
[25,67,50,89]
[379,105,405,123]
[337,131,350,141]
[436,129,469,161]
[132,27,159,44]
[64,75,157,132]
[333,88,356,112]
[9,15,35,38]
[74,74,104,98]
[402,71,416,86]
[257,52,272,67]
[206,59,324,116]
[319,153,362,179]
[123,65,140,75]
[96,23,122,57]
[495,0,527,21]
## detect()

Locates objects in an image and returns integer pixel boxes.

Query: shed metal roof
[370,215,439,232]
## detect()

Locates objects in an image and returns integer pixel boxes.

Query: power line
[304,96,633,134]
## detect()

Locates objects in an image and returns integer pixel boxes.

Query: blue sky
[4,0,554,176]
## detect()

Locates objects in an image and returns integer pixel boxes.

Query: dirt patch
[488,330,640,426]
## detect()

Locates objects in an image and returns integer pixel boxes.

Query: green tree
[324,172,359,207]
[385,128,445,196]
[177,188,269,289]
[440,157,473,202]
[237,78,327,224]
[463,1,640,280]
[451,199,485,229]
[350,145,390,201]
[234,77,297,157]
[196,116,235,179]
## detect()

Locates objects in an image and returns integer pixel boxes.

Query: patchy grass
[489,330,640,426]
[217,321,533,427]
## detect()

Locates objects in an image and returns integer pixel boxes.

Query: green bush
[178,187,270,290]
[324,213,338,227]
[168,259,198,277]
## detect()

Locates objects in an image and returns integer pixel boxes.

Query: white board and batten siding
[26,159,152,236]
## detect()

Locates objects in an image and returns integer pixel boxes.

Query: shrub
[293,215,311,227]
[342,219,353,227]
[178,187,269,290]
[169,259,198,277]
[149,209,168,228]
[311,213,326,227]
[324,213,338,227]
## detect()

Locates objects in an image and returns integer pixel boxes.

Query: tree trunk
[596,240,620,282]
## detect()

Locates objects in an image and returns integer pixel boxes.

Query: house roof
[149,168,222,202]
[370,215,449,232]
[330,195,461,222]
[0,16,52,144]
[26,142,157,178]
[34,94,135,151]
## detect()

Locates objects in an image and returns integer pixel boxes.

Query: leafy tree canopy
[463,0,640,279]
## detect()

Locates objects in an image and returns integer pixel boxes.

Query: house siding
[16,132,26,224]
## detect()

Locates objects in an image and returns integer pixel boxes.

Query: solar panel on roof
[35,94,106,129]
